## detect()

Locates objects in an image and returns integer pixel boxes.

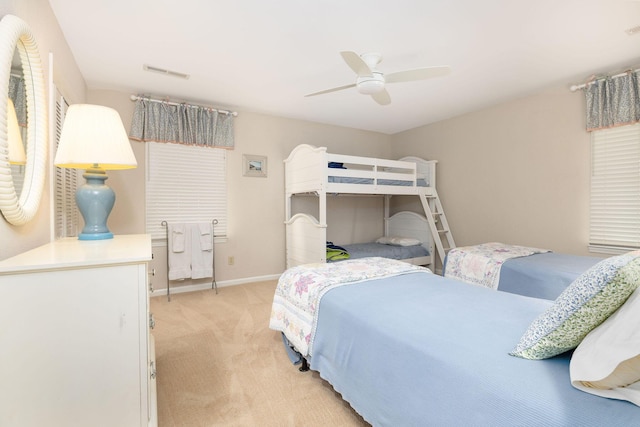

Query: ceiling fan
[305,51,451,105]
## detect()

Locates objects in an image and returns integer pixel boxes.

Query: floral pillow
[510,253,640,360]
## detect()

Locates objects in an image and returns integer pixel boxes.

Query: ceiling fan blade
[371,89,391,106]
[340,51,373,77]
[305,83,356,97]
[385,66,451,84]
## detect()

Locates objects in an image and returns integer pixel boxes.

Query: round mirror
[0,15,47,226]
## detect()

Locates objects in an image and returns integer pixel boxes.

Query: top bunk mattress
[327,176,428,187]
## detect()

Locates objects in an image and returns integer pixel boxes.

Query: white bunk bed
[284,144,439,269]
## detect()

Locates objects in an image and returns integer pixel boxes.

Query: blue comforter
[443,250,603,300]
[498,252,602,300]
[309,272,639,426]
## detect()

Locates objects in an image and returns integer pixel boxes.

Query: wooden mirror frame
[0,14,47,225]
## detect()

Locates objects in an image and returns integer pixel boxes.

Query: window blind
[590,124,640,250]
[145,142,227,241]
[54,92,78,239]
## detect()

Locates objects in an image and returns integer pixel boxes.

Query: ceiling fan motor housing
[357,72,385,94]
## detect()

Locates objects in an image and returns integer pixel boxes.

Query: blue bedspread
[309,272,639,426]
[443,249,604,300]
[329,242,429,262]
[498,252,602,300]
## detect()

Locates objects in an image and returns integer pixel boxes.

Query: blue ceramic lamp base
[76,169,115,240]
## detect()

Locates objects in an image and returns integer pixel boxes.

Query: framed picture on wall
[243,154,267,177]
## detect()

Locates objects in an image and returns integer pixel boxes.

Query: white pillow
[375,236,421,247]
[570,286,640,406]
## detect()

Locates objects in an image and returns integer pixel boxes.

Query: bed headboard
[398,156,437,188]
[387,211,434,255]
[284,144,327,195]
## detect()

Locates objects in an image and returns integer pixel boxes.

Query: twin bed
[444,242,603,300]
[270,255,640,425]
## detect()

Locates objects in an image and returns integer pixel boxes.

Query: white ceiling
[48,0,640,134]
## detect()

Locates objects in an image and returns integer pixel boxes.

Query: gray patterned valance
[585,71,640,131]
[129,97,235,148]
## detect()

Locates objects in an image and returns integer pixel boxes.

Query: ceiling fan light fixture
[307,50,451,105]
[357,72,385,94]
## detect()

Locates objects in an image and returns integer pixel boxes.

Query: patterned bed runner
[269,257,429,357]
[444,242,549,290]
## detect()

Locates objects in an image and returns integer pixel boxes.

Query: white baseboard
[150,273,281,298]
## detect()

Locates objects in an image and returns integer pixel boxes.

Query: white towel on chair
[191,222,213,279]
[168,223,191,280]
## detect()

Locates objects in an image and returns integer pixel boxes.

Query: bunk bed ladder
[420,189,456,266]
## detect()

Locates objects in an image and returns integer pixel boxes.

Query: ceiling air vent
[625,25,640,35]
[143,64,190,79]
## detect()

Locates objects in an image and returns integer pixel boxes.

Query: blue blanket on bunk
[326,242,429,263]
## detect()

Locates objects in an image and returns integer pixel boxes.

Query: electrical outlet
[228,256,234,266]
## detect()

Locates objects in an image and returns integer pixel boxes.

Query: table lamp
[54,104,137,240]
[7,98,25,165]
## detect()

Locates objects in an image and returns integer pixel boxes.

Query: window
[53,91,79,239]
[590,123,640,252]
[145,142,227,242]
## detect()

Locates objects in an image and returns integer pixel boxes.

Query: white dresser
[0,234,157,427]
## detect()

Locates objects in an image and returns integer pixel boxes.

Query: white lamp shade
[54,104,137,170]
[7,98,25,165]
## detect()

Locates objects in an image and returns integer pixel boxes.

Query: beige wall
[0,0,86,260]
[88,89,392,289]
[391,86,592,256]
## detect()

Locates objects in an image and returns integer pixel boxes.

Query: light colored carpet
[150,280,370,427]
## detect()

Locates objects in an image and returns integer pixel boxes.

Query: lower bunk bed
[269,256,640,426]
[327,238,429,263]
[443,242,603,300]
[287,211,433,269]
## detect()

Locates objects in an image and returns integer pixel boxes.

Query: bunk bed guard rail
[284,144,436,196]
